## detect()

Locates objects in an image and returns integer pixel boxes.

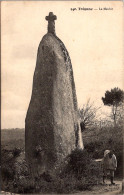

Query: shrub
[63,149,91,177]
[1,147,102,194]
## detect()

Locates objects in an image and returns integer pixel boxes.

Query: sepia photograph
[1,1,124,194]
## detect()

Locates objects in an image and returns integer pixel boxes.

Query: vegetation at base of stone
[1,122,123,193]
[1,148,100,194]
[59,148,101,185]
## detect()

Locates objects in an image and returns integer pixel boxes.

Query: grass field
[1,128,25,150]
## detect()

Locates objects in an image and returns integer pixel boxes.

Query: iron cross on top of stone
[45,12,57,34]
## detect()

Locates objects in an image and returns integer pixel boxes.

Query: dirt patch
[73,180,122,195]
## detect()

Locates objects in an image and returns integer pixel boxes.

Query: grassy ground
[1,125,123,194]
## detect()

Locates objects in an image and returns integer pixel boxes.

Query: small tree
[79,99,100,132]
[102,87,124,126]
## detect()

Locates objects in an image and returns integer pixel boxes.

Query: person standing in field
[102,150,117,185]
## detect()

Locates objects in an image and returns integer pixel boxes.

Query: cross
[45,12,57,34]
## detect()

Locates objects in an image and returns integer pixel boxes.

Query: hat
[104,150,110,157]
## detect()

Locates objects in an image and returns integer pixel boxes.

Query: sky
[1,1,124,129]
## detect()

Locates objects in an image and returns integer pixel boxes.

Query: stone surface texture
[25,32,83,175]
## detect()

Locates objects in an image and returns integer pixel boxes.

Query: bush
[1,149,15,180]
[1,148,101,194]
[63,149,91,177]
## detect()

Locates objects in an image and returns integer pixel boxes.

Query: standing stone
[25,12,83,176]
